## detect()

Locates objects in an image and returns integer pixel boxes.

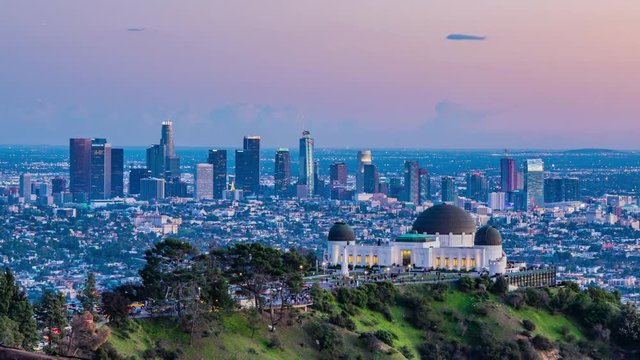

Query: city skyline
[3,1,640,148]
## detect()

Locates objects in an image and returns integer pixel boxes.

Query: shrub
[458,276,475,292]
[267,336,282,349]
[531,334,553,351]
[522,319,536,331]
[490,275,509,295]
[329,311,356,331]
[373,329,398,347]
[398,345,415,359]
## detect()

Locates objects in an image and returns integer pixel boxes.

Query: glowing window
[373,255,379,265]
[365,255,370,265]
[356,255,362,264]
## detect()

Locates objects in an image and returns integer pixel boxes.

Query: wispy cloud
[446,34,486,41]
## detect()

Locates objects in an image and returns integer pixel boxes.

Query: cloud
[127,27,146,32]
[446,34,486,41]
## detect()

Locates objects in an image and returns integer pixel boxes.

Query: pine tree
[0,267,37,349]
[37,290,69,353]
[79,272,98,314]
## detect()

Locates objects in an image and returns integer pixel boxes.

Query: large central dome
[412,204,476,235]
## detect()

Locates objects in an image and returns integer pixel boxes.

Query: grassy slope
[108,288,587,360]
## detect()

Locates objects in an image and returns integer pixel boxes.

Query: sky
[2,1,640,149]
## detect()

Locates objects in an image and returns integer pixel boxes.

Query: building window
[401,250,412,266]
[357,255,362,264]
[373,255,378,265]
[444,258,450,267]
[435,257,441,267]
[470,258,476,268]
[340,255,343,263]
[365,255,370,265]
[453,258,458,267]
[349,255,353,264]
[461,258,467,267]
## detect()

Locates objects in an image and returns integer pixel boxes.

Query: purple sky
[2,1,640,148]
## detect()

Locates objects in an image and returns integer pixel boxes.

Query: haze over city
[3,1,640,148]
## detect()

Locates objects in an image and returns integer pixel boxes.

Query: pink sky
[2,1,640,148]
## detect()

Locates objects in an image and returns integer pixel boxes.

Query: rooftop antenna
[504,148,509,158]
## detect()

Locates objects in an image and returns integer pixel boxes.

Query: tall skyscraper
[298,130,314,198]
[19,173,31,199]
[563,177,580,201]
[51,177,67,194]
[466,172,488,202]
[544,177,580,203]
[111,148,124,198]
[330,162,348,186]
[418,168,431,204]
[524,159,544,209]
[160,120,176,157]
[441,176,457,203]
[69,138,92,202]
[356,150,372,193]
[194,163,214,200]
[500,151,517,192]
[208,149,228,199]
[129,168,150,195]
[235,136,261,195]
[140,178,165,201]
[90,138,111,200]
[403,161,419,204]
[274,148,291,196]
[146,144,166,178]
[488,192,506,211]
[363,164,379,194]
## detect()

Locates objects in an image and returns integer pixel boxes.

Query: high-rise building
[111,148,124,198]
[298,130,314,198]
[207,149,227,199]
[564,177,580,201]
[19,173,31,199]
[140,178,165,201]
[235,136,261,195]
[356,150,372,193]
[160,120,176,157]
[329,162,348,186]
[441,177,457,203]
[90,138,112,200]
[363,164,379,194]
[544,177,580,203]
[524,159,544,209]
[274,148,291,196]
[500,151,517,192]
[403,161,419,204]
[466,172,488,202]
[390,177,404,199]
[194,163,214,200]
[165,156,181,180]
[419,168,431,204]
[378,177,390,196]
[488,192,506,211]
[52,177,67,194]
[165,179,188,198]
[146,144,166,178]
[69,138,92,202]
[129,168,150,195]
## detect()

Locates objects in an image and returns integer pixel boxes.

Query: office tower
[516,170,524,190]
[298,130,314,198]
[466,172,488,202]
[160,120,175,157]
[389,177,404,199]
[544,178,564,203]
[146,144,166,178]
[165,179,188,198]
[140,178,165,201]
[313,159,323,196]
[52,177,66,194]
[165,156,181,179]
[329,162,348,186]
[90,138,112,200]
[110,148,124,198]
[207,149,228,199]
[488,192,506,211]
[235,136,260,195]
[403,161,419,204]
[513,190,527,211]
[274,148,291,196]
[563,178,580,201]
[194,163,214,200]
[500,151,517,192]
[129,168,150,195]
[419,168,431,204]
[378,177,390,196]
[441,176,457,203]
[19,173,31,199]
[524,159,544,209]
[363,164,379,194]
[69,138,92,201]
[356,150,372,193]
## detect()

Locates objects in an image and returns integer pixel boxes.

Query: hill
[103,281,622,360]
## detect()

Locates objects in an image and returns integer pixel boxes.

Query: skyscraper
[524,159,544,209]
[500,151,517,192]
[90,138,111,200]
[235,136,260,195]
[69,138,92,202]
[330,162,348,186]
[403,161,419,204]
[544,177,580,203]
[110,148,124,198]
[19,173,31,199]
[356,150,372,193]
[274,148,291,196]
[298,130,314,198]
[563,177,580,201]
[146,144,166,178]
[363,164,379,194]
[51,177,67,194]
[129,168,150,195]
[160,120,175,157]
[466,172,488,202]
[441,177,457,203]
[418,168,431,204]
[194,163,214,200]
[140,178,165,201]
[208,149,228,199]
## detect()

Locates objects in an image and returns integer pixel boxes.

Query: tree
[59,311,110,358]
[79,272,98,315]
[614,303,640,347]
[0,267,37,349]
[490,275,509,295]
[101,292,130,326]
[36,290,69,353]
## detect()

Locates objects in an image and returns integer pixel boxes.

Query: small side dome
[474,225,502,246]
[328,222,356,242]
